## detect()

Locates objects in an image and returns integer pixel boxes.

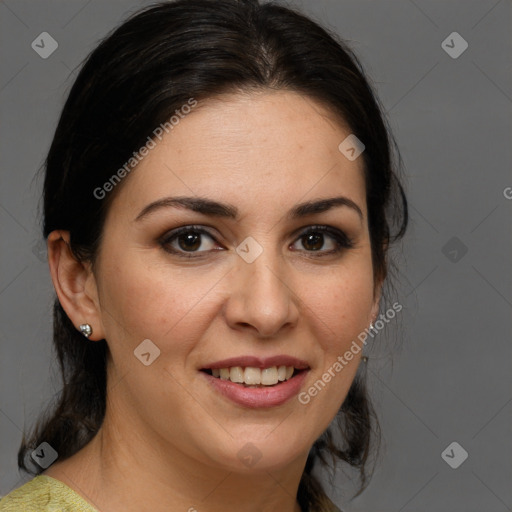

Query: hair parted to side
[20,0,408,510]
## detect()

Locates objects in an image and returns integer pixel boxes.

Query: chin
[197,428,312,474]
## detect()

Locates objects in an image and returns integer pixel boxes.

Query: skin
[45,90,382,512]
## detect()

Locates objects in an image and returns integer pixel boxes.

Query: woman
[0,0,407,510]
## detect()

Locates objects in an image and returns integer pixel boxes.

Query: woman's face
[90,90,380,473]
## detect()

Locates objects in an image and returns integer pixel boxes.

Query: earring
[79,323,92,338]
[369,321,375,330]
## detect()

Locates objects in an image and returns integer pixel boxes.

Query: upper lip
[202,355,310,370]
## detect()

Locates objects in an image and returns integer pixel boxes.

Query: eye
[290,225,354,256]
[159,226,221,258]
[159,224,354,259]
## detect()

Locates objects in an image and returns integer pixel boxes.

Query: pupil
[304,233,323,251]
[179,233,201,251]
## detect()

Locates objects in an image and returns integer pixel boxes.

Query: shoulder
[0,475,98,512]
[0,476,51,512]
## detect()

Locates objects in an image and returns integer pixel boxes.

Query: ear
[47,230,105,341]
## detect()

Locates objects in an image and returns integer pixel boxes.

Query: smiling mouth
[201,366,305,388]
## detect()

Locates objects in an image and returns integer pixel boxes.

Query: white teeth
[244,367,261,385]
[261,366,278,385]
[229,366,244,383]
[209,365,297,386]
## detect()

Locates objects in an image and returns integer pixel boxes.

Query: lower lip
[202,370,309,408]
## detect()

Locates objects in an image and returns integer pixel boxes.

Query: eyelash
[159,224,354,259]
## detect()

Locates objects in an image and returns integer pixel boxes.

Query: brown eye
[301,232,324,251]
[291,226,354,256]
[176,232,202,251]
[160,226,220,257]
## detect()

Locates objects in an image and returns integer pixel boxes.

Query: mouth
[199,355,311,408]
[201,366,310,408]
[200,365,305,388]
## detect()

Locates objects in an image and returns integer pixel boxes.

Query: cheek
[293,263,373,438]
[98,242,375,366]
[306,260,375,353]
[98,253,223,353]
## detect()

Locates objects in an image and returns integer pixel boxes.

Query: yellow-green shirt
[0,475,98,512]
[0,475,342,511]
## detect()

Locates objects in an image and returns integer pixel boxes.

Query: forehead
[109,90,367,218]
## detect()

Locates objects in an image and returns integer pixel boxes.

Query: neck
[46,406,307,512]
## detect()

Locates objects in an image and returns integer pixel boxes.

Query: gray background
[1,0,511,511]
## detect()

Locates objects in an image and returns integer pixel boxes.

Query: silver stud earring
[79,323,92,338]
[369,321,375,330]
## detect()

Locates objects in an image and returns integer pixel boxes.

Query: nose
[223,246,300,339]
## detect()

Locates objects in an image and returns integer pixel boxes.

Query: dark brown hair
[20,1,408,510]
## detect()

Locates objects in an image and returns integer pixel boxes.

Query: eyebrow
[134,195,363,222]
